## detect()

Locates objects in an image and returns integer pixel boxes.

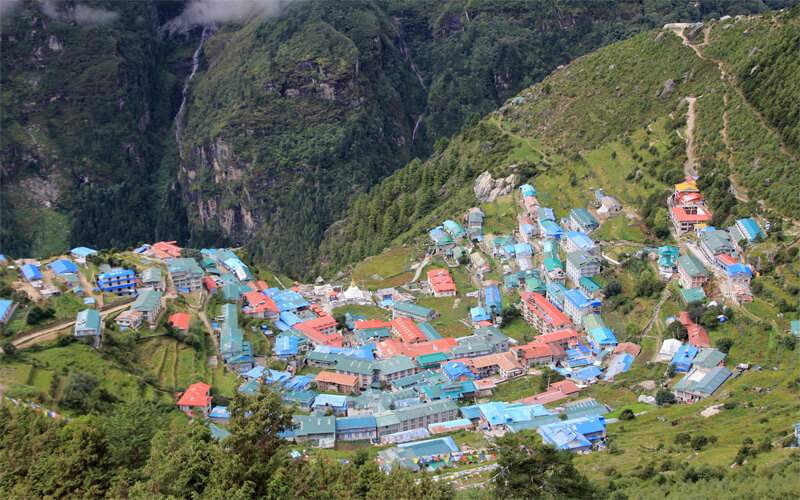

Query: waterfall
[175,26,209,160]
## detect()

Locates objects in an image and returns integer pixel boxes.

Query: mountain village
[3,168,795,478]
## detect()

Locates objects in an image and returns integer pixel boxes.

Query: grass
[500,316,535,343]
[332,304,389,320]
[481,195,518,235]
[416,296,474,338]
[351,245,418,290]
[491,375,542,402]
[594,216,647,243]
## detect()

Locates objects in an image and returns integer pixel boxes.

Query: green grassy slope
[322,9,800,271]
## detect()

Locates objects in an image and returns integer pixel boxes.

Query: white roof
[658,338,682,359]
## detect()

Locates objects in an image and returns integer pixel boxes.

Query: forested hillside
[321,6,800,271]
[2,0,794,277]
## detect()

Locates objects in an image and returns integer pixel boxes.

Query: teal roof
[700,230,734,255]
[336,357,375,376]
[416,352,449,367]
[581,313,605,332]
[543,257,563,271]
[167,257,204,277]
[578,276,601,293]
[680,287,706,304]
[673,366,732,395]
[75,309,101,332]
[131,289,162,313]
[393,301,434,318]
[375,356,416,375]
[677,255,707,278]
[791,320,800,336]
[692,348,726,369]
[293,415,335,437]
[141,267,162,283]
[570,208,599,229]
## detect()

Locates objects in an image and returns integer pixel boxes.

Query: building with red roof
[315,371,360,394]
[176,382,212,417]
[295,315,343,347]
[252,280,269,291]
[520,292,572,334]
[678,311,711,348]
[670,206,713,234]
[535,328,579,349]
[391,317,427,344]
[203,276,218,293]
[376,337,458,359]
[354,319,393,331]
[513,341,564,367]
[148,241,183,259]
[168,312,191,333]
[242,290,276,318]
[614,342,642,357]
[518,379,580,405]
[427,268,456,297]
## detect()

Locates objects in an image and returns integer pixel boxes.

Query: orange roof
[718,253,738,266]
[169,312,191,331]
[203,276,218,290]
[315,371,359,387]
[392,317,427,344]
[471,352,523,371]
[354,319,392,330]
[427,268,456,294]
[518,389,568,405]
[671,206,712,223]
[473,378,497,390]
[535,328,579,345]
[151,241,182,258]
[243,290,275,314]
[377,337,458,358]
[521,292,572,329]
[514,341,555,360]
[295,316,343,347]
[614,342,642,357]
[176,382,211,408]
[550,379,580,395]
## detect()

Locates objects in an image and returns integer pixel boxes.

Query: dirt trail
[683,96,698,177]
[409,254,431,284]
[9,302,132,350]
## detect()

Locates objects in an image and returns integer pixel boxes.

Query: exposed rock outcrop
[473,171,518,203]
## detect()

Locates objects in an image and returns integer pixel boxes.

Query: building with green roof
[140,267,164,291]
[292,415,336,444]
[74,309,101,339]
[680,287,706,305]
[374,400,460,438]
[375,356,417,383]
[677,254,709,289]
[416,352,450,369]
[673,366,732,403]
[392,301,436,322]
[131,288,164,326]
[167,257,204,292]
[692,348,726,369]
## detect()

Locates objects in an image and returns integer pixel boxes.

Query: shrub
[619,408,635,421]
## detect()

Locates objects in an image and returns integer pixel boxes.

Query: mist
[41,0,118,25]
[0,0,22,19]
[166,0,295,33]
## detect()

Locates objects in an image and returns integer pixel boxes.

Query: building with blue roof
[731,217,766,243]
[563,231,597,254]
[21,263,42,284]
[538,416,606,452]
[312,394,349,416]
[275,335,300,358]
[270,289,309,312]
[568,208,599,233]
[520,184,536,197]
[48,259,78,275]
[429,227,455,252]
[470,306,491,324]
[563,288,600,325]
[589,326,617,348]
[219,303,254,372]
[238,378,261,396]
[335,415,377,441]
[442,361,474,381]
[481,284,502,315]
[564,398,609,420]
[0,299,16,325]
[604,353,634,380]
[283,390,317,409]
[442,220,466,240]
[70,246,97,264]
[572,365,603,382]
[539,219,563,240]
[96,268,137,296]
[209,406,230,422]
[671,344,699,372]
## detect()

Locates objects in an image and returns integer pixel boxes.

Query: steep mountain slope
[179,0,797,277]
[321,7,800,270]
[0,0,189,257]
[1,0,795,274]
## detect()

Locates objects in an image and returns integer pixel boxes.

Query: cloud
[0,0,23,19]
[165,0,294,33]
[40,0,119,26]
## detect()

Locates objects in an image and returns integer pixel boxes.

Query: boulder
[473,171,519,203]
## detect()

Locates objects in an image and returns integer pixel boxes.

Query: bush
[715,338,734,354]
[674,433,691,445]
[656,389,677,406]
[1,341,16,358]
[619,409,635,421]
[26,306,55,325]
[690,435,709,451]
